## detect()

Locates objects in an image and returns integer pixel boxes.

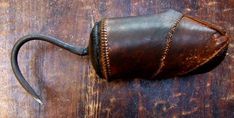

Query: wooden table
[0,0,233,117]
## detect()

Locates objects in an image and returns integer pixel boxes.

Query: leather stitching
[100,19,111,79]
[152,15,184,78]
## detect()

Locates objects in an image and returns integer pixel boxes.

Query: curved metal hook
[11,34,88,104]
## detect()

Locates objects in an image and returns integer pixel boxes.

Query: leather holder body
[89,10,229,80]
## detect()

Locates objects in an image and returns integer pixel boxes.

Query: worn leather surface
[99,10,229,80]
[104,10,183,79]
[157,16,229,78]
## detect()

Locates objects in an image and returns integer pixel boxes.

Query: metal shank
[11,34,88,104]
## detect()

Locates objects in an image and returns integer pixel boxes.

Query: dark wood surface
[0,0,233,117]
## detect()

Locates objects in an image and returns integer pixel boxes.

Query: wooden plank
[0,0,233,117]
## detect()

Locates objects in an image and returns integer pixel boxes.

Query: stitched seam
[100,19,111,79]
[152,15,183,78]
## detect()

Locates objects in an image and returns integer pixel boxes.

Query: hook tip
[33,97,43,105]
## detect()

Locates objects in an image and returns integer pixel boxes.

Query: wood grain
[0,0,233,117]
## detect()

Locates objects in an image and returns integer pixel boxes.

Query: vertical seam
[100,19,111,79]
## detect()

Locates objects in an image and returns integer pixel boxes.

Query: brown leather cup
[89,10,229,80]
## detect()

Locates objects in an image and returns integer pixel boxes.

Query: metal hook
[11,34,88,104]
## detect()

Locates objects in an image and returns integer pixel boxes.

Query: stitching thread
[152,15,184,78]
[100,19,111,79]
